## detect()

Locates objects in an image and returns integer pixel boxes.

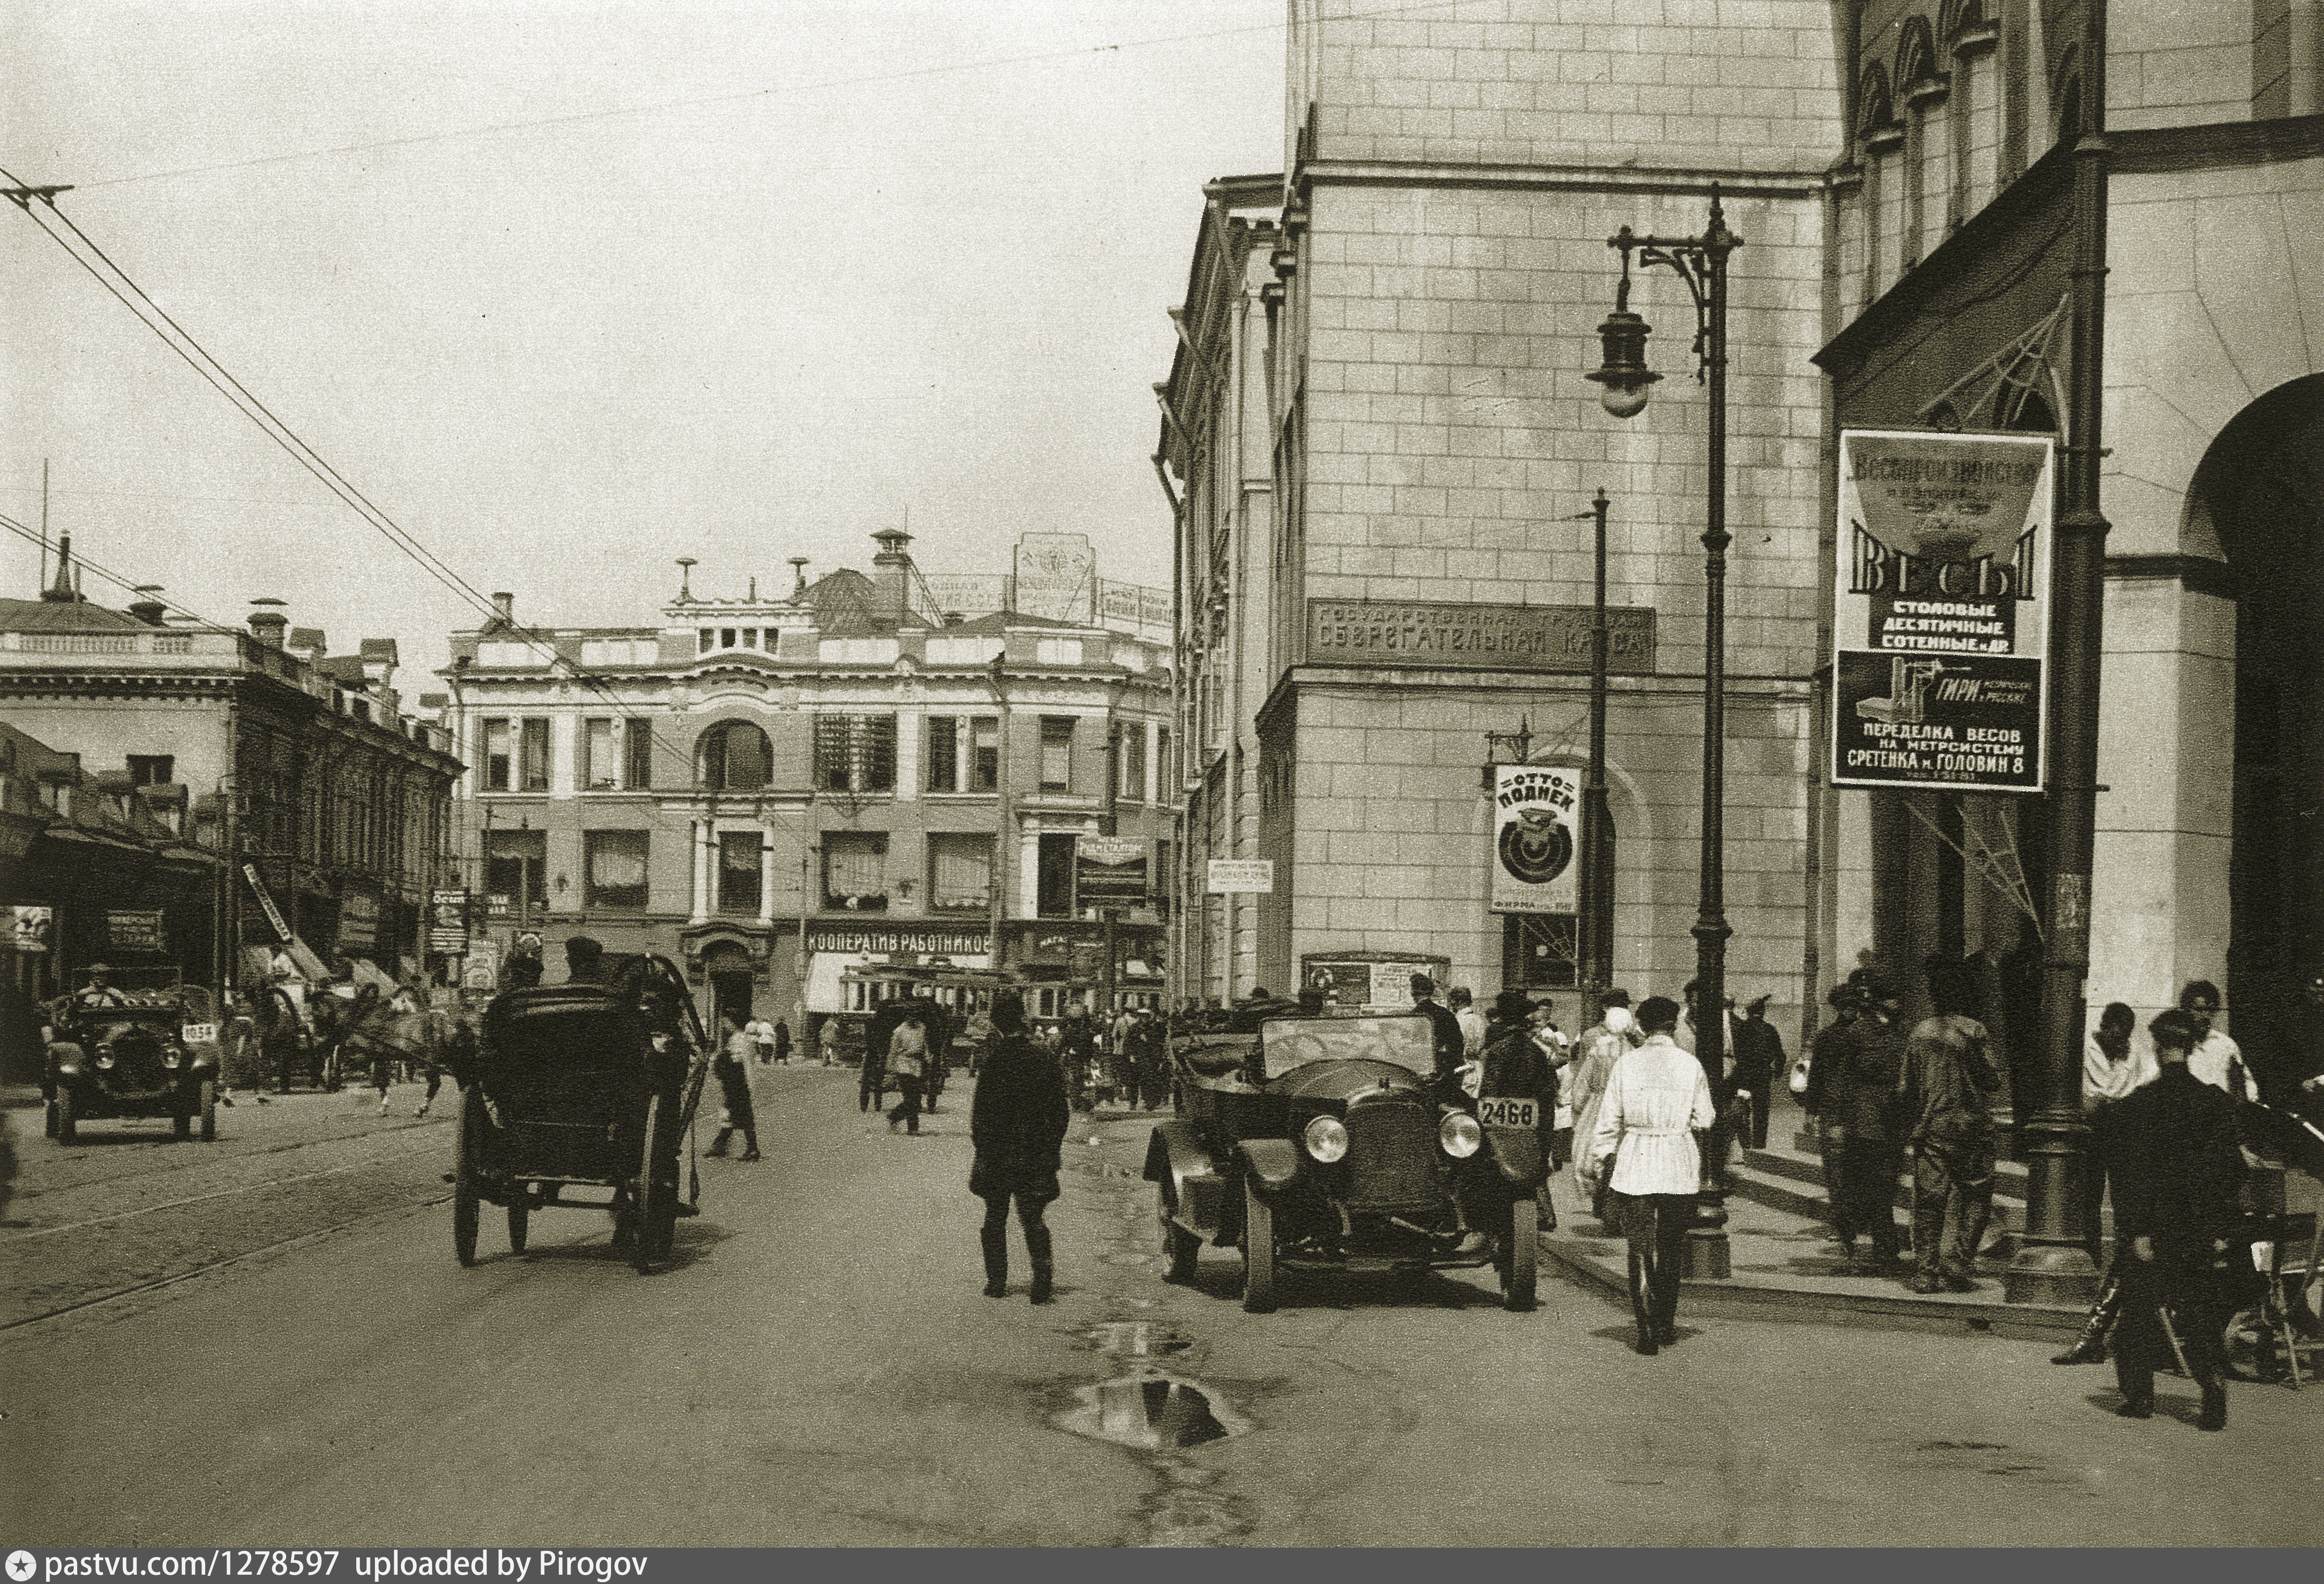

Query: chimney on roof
[870,529,914,622]
[128,585,169,626]
[248,610,288,648]
[490,592,515,628]
[788,557,810,602]
[40,532,78,603]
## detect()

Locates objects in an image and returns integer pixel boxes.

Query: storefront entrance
[703,941,755,1032]
[2210,376,2324,1089]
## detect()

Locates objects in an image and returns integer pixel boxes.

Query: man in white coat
[1584,994,1716,1355]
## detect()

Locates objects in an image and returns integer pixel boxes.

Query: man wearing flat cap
[1728,992,1787,1151]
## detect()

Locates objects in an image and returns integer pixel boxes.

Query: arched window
[1945,1,2000,218]
[1855,64,1898,307]
[1896,18,1946,271]
[697,720,772,791]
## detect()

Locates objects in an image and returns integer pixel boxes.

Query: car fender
[48,1042,86,1081]
[1238,1137,1303,1198]
[1483,1126,1546,1190]
[1144,1121,1228,1236]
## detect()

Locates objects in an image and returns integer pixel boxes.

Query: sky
[1,0,1289,681]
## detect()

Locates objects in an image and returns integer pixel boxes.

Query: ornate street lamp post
[1588,187,1740,1278]
[1576,489,1615,1024]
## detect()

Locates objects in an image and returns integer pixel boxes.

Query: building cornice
[2111,113,2324,175]
[1295,159,1833,201]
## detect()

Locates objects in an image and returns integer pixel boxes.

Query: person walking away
[1729,994,1786,1150]
[819,1015,842,1068]
[1583,995,1716,1354]
[1448,987,1485,1063]
[1827,981,1909,1276]
[2103,1009,2248,1429]
[2178,981,2249,1100]
[1801,983,1862,1256]
[747,1016,776,1065]
[1569,991,1636,1222]
[1480,990,1561,1247]
[2053,1002,2155,1364]
[1897,959,2003,1293]
[1528,999,1576,1171]
[969,996,1069,1303]
[857,1024,888,1112]
[773,1017,792,1066]
[1410,975,1466,1090]
[963,1004,995,1078]
[885,1013,929,1134]
[707,1016,762,1160]
[1132,1009,1171,1111]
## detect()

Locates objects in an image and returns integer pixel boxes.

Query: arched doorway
[702,940,756,1032]
[2197,375,2324,1091]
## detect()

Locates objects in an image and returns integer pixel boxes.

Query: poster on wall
[1490,765,1580,915]
[1074,836,1149,908]
[1298,953,1450,1013]
[103,909,167,953]
[336,892,379,952]
[5,905,54,953]
[428,890,471,954]
[1830,429,2054,792]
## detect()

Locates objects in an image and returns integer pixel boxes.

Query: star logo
[7,1550,37,1582]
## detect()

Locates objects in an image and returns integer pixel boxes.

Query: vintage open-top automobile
[1144,1009,1544,1312]
[45,974,221,1144]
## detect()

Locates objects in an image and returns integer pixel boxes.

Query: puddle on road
[1056,1367,1249,1452]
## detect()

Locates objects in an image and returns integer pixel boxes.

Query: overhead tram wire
[52,0,1483,193]
[0,184,816,841]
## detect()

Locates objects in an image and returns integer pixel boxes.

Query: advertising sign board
[1298,952,1451,1013]
[1490,765,1580,915]
[336,891,379,952]
[1831,430,2054,792]
[1074,836,1149,908]
[1305,600,1654,673]
[102,909,167,953]
[428,890,471,954]
[5,905,54,953]
[1206,859,1274,894]
[242,863,293,943]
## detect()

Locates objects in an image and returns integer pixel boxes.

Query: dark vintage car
[46,983,221,1144]
[1144,1011,1545,1312]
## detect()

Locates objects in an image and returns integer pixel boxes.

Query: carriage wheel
[507,1200,530,1255]
[633,1094,673,1274]
[199,1082,217,1142]
[452,1088,484,1266]
[1502,1197,1538,1312]
[1241,1177,1277,1313]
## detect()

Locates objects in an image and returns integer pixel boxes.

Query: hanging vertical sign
[1490,765,1580,914]
[1830,430,2055,792]
[242,863,294,943]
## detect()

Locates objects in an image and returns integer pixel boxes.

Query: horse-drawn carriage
[446,954,710,1273]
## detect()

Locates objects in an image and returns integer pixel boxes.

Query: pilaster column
[688,817,709,924]
[757,823,777,926]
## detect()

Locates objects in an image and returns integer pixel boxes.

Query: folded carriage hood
[1268,1060,1433,1104]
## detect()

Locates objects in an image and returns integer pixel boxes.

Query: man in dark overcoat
[969,996,1070,1303]
[1826,981,1907,1275]
[1479,988,1561,1250]
[2104,1008,2249,1430]
[1727,994,1787,1150]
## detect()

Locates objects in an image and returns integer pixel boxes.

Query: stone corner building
[1166,1,2319,1080]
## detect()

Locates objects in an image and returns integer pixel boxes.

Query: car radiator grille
[1341,1097,1442,1209]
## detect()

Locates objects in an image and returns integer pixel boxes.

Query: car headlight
[1439,1112,1482,1158]
[96,1055,115,1069]
[1302,1115,1348,1163]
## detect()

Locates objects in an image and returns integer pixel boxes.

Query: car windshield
[1256,1016,1435,1080]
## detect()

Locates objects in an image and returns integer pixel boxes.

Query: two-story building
[441,529,1177,1030]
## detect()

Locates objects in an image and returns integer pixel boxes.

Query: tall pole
[1686,203,1736,1279]
[987,656,1012,975]
[2008,1,2110,1305]
[1577,487,1614,1023]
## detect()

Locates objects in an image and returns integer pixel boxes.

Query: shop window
[823,832,889,911]
[485,828,547,914]
[1036,832,1077,917]
[719,829,763,914]
[482,718,511,791]
[1039,717,1075,791]
[698,720,773,791]
[815,714,896,793]
[583,829,650,911]
[128,755,174,787]
[1502,913,1579,990]
[519,718,550,792]
[929,833,994,912]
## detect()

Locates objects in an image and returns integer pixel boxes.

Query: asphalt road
[4,1067,2316,1547]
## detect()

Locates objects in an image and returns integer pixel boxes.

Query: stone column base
[2003,1241,2102,1306]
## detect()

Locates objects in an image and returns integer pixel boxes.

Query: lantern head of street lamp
[1587,306,1660,419]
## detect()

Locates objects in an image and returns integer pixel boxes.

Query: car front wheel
[1503,1196,1538,1312]
[1157,1181,1200,1283]
[56,1090,78,1145]
[1241,1177,1277,1313]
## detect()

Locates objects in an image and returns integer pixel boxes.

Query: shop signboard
[103,909,167,953]
[460,938,500,994]
[1074,836,1149,908]
[1490,765,1580,916]
[428,889,471,954]
[1013,532,1097,624]
[5,905,54,953]
[1305,599,1655,673]
[807,925,992,958]
[1205,859,1274,894]
[336,891,379,952]
[1831,429,2054,792]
